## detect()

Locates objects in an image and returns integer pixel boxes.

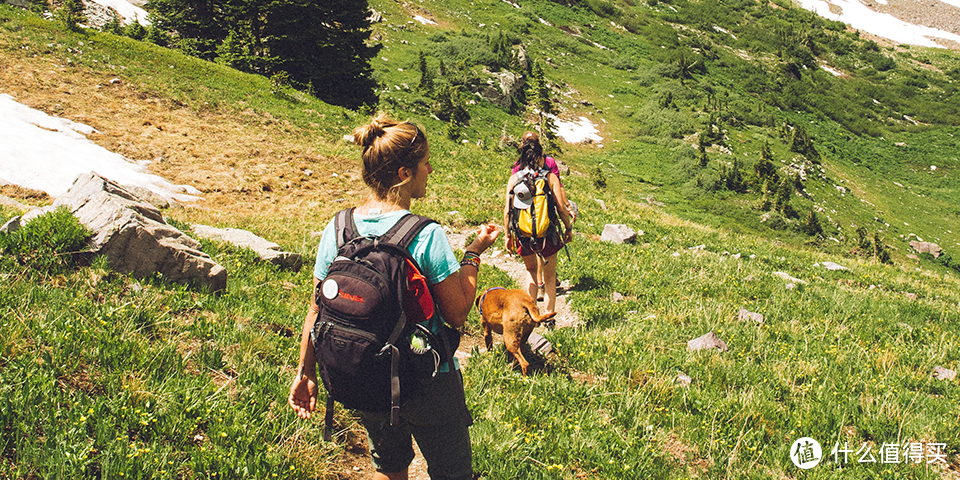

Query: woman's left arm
[549,174,574,241]
[432,224,500,328]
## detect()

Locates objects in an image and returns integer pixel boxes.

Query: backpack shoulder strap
[380,213,437,250]
[334,208,358,248]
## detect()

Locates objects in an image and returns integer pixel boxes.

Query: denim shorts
[357,369,473,480]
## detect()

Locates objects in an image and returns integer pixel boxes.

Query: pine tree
[266,0,379,109]
[146,0,225,60]
[754,142,780,186]
[725,158,745,192]
[528,61,559,152]
[56,0,86,31]
[418,50,433,93]
[801,210,823,237]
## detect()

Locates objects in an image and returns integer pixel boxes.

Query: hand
[288,371,319,419]
[505,234,515,253]
[467,224,501,254]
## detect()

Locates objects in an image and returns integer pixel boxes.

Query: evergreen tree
[266,0,379,109]
[774,176,798,218]
[146,0,225,60]
[215,0,273,74]
[754,142,780,186]
[418,50,433,93]
[56,0,86,31]
[697,141,708,168]
[801,210,823,237]
[102,14,123,35]
[725,158,745,192]
[528,61,559,152]
[125,18,147,41]
[873,232,891,264]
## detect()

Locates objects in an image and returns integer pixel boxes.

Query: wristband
[461,251,481,270]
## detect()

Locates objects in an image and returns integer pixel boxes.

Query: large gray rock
[687,331,729,352]
[933,366,956,381]
[472,71,525,108]
[53,173,227,292]
[910,240,942,258]
[191,224,303,271]
[600,224,638,244]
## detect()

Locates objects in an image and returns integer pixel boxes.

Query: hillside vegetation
[2,0,960,478]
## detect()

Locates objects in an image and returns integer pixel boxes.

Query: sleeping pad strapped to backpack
[311,208,457,441]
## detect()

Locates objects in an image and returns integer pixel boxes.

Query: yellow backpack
[510,167,557,239]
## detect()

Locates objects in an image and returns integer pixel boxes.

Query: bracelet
[461,251,481,270]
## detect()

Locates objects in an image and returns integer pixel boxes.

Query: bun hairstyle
[353,113,428,201]
[516,132,544,171]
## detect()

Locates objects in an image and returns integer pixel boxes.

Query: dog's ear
[475,295,482,309]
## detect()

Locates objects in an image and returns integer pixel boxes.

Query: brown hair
[516,131,543,171]
[353,113,428,201]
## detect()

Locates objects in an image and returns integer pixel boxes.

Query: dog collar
[478,287,506,317]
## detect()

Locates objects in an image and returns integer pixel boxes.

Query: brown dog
[475,288,556,375]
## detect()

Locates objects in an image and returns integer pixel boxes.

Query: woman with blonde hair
[289,113,499,480]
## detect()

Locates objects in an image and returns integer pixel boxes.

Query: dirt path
[403,230,581,480]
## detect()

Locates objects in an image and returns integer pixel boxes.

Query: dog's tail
[532,310,557,324]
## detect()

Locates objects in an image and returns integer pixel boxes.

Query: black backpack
[311,208,455,441]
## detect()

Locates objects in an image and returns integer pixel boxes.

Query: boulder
[687,331,729,352]
[191,225,303,271]
[53,173,227,292]
[819,261,848,271]
[910,240,942,258]
[738,307,764,324]
[600,224,637,244]
[772,271,806,284]
[933,366,956,381]
[472,71,525,108]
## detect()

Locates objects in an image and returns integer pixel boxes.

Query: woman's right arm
[503,175,516,251]
[289,277,321,419]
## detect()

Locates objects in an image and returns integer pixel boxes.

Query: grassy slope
[2,0,960,478]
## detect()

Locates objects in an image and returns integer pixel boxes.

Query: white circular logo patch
[790,437,822,469]
[321,279,339,300]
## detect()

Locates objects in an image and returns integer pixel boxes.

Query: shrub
[0,207,91,275]
[592,164,607,190]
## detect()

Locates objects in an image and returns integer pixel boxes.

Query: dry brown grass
[0,48,365,230]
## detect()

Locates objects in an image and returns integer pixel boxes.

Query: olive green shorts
[357,369,473,480]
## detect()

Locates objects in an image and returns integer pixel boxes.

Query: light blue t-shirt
[313,209,461,371]
[313,210,459,283]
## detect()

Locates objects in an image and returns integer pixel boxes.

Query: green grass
[4,0,960,477]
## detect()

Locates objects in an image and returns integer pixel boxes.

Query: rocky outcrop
[600,224,638,244]
[688,331,729,352]
[910,240,942,258]
[191,224,303,271]
[53,173,227,292]
[472,70,525,108]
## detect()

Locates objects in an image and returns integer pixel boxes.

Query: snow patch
[87,0,149,25]
[0,94,199,203]
[553,116,603,145]
[794,0,960,48]
[413,15,437,25]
